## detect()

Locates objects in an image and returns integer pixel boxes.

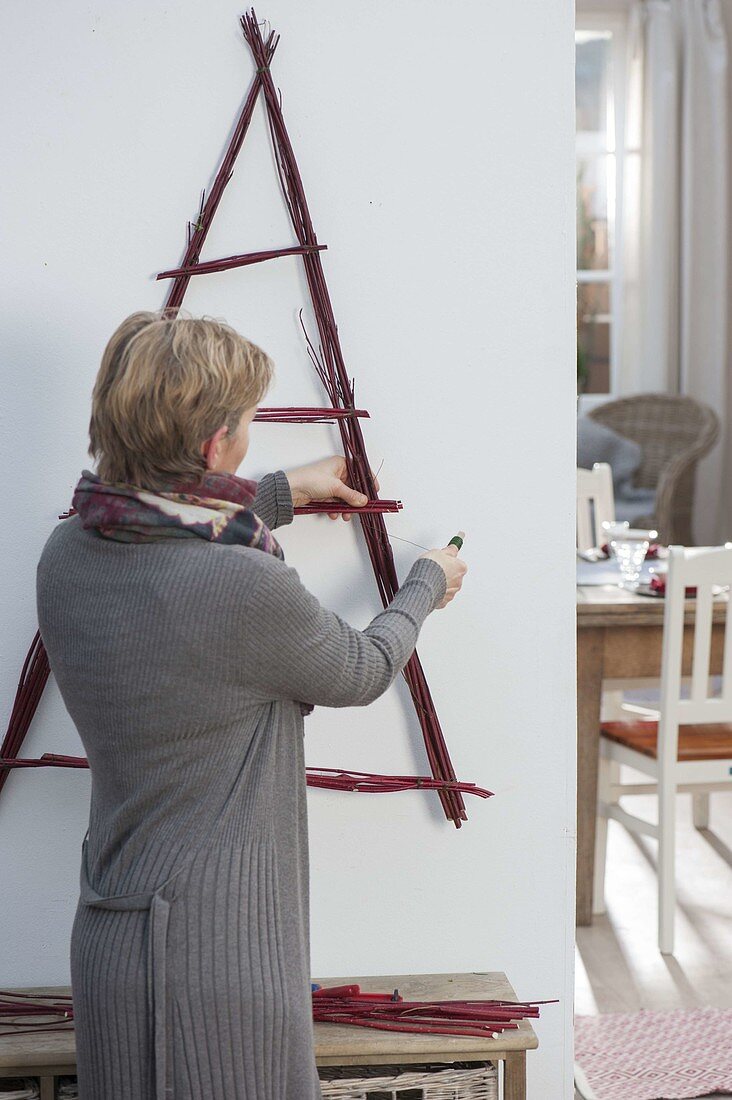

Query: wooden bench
[0,972,537,1099]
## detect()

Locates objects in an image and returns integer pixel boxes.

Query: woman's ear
[201,425,229,470]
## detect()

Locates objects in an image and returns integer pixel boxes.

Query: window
[576,15,627,398]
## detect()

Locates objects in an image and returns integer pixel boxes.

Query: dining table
[576,551,729,925]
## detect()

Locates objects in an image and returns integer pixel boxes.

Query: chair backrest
[659,546,732,736]
[589,394,719,491]
[577,463,615,551]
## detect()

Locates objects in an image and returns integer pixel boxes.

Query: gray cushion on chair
[578,416,657,526]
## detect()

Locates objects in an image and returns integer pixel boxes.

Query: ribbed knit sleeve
[252,470,294,530]
[245,556,447,708]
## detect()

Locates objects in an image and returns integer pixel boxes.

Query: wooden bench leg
[39,1076,56,1100]
[504,1051,526,1100]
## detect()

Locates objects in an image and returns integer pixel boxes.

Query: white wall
[0,2,577,1094]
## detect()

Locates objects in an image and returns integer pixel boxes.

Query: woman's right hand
[420,532,468,609]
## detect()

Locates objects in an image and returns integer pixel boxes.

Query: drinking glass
[601,522,657,590]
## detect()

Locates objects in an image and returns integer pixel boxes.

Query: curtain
[620,0,729,543]
[620,1,679,397]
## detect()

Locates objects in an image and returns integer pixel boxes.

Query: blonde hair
[89,310,273,489]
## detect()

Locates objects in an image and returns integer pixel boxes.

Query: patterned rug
[575,1009,732,1100]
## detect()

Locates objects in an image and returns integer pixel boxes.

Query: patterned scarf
[72,469,284,559]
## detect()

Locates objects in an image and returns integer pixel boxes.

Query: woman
[37,310,467,1100]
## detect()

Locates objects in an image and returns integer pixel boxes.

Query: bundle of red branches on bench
[0,986,552,1044]
[312,984,554,1039]
[0,990,74,1039]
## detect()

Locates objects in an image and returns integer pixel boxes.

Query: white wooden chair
[577,463,615,552]
[577,464,657,720]
[592,545,732,954]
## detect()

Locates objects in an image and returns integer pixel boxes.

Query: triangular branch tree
[0,11,490,827]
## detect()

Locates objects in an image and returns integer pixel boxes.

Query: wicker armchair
[588,394,720,545]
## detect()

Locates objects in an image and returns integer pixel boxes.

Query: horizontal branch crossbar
[0,755,490,799]
[294,501,401,515]
[255,407,369,423]
[58,494,396,525]
[157,243,326,280]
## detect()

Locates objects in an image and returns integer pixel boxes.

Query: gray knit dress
[36,471,446,1100]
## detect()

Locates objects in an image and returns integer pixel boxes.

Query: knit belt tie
[79,834,185,1100]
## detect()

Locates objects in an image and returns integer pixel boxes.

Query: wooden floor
[574,778,732,1099]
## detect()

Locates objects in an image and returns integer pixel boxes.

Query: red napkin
[649,574,697,597]
[601,542,662,559]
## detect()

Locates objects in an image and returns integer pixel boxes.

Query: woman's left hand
[285,456,380,521]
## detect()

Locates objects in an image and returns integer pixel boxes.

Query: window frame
[576,9,629,412]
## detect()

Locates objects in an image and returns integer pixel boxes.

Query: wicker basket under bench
[319,1059,497,1098]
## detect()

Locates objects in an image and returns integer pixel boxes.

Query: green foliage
[577,340,589,394]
